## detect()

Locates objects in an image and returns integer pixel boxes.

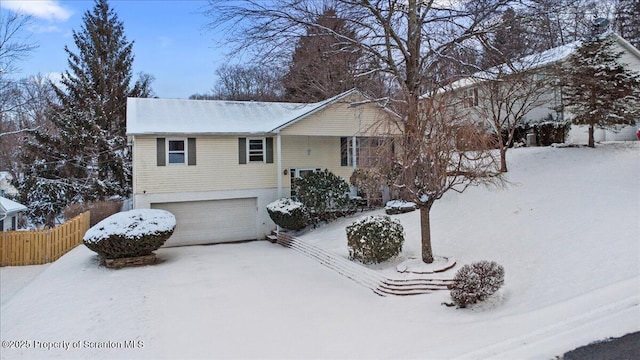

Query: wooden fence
[0,211,90,267]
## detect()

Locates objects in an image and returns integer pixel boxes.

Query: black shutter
[265,137,274,164]
[157,138,166,166]
[340,137,348,166]
[239,137,247,164]
[188,138,196,165]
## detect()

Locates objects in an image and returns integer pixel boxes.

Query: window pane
[169,140,184,151]
[169,153,185,163]
[249,154,263,162]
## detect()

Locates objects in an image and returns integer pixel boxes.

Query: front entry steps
[276,233,453,296]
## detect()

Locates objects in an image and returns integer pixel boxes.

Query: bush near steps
[347,215,404,264]
[266,198,309,231]
[83,209,176,259]
[450,260,505,308]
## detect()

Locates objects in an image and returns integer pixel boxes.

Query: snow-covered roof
[127,89,363,135]
[0,196,27,215]
[433,33,637,94]
[438,41,581,93]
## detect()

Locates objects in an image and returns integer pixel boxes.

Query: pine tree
[562,34,640,147]
[483,7,530,68]
[283,8,366,102]
[19,0,152,226]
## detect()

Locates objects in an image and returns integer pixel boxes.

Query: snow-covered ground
[1,143,638,359]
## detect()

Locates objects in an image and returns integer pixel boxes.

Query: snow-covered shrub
[347,215,404,264]
[266,198,309,231]
[533,121,570,146]
[293,169,352,221]
[83,209,176,259]
[384,199,417,215]
[450,261,505,308]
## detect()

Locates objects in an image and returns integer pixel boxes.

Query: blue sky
[2,0,226,98]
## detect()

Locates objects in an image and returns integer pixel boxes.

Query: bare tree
[205,0,509,263]
[210,64,284,101]
[0,12,38,134]
[0,74,56,179]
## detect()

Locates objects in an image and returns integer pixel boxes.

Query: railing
[0,211,90,266]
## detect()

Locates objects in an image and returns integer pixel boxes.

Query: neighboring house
[127,89,394,246]
[0,172,19,197]
[0,196,27,231]
[442,33,640,144]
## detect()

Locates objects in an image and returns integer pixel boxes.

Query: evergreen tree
[562,34,640,147]
[19,0,152,226]
[283,8,365,102]
[483,7,530,68]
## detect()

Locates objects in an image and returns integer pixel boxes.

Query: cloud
[27,24,63,34]
[1,1,72,22]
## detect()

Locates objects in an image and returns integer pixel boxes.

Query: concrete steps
[276,233,453,296]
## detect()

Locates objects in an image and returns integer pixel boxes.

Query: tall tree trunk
[420,206,434,264]
[588,124,595,148]
[500,146,508,172]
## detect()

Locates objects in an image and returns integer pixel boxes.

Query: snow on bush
[266,198,309,231]
[384,199,417,215]
[450,260,505,308]
[83,209,176,259]
[347,215,404,264]
[293,169,352,221]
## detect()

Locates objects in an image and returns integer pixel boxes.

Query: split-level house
[127,89,395,246]
[441,33,640,144]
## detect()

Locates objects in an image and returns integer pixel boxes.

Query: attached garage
[151,198,258,247]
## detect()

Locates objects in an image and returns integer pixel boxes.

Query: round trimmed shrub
[450,260,505,308]
[347,215,404,264]
[83,209,176,259]
[266,198,309,231]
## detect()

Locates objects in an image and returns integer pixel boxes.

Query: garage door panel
[151,198,257,246]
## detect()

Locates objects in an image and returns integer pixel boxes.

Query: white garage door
[151,198,257,246]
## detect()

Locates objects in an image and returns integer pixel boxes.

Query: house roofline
[269,88,362,132]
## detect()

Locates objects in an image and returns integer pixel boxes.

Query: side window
[248,138,265,163]
[463,88,479,108]
[168,139,186,164]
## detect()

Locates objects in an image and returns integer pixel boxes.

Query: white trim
[351,136,357,170]
[276,133,282,199]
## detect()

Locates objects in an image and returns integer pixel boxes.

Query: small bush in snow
[347,215,404,264]
[266,198,309,231]
[450,261,505,308]
[83,209,176,259]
